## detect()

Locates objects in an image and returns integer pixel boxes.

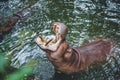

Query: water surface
[0,0,120,80]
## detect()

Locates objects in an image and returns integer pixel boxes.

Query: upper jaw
[51,23,58,34]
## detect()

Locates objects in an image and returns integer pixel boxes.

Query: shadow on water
[0,0,120,80]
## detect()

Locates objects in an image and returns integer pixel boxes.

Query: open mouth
[35,35,53,46]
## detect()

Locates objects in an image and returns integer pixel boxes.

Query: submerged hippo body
[0,14,21,41]
[0,7,29,41]
[36,22,113,74]
[0,10,23,34]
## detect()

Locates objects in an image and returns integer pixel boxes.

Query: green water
[0,0,120,80]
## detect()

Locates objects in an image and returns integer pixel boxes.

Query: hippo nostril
[52,24,57,32]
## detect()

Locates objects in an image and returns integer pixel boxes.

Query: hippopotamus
[35,22,113,74]
[0,7,29,41]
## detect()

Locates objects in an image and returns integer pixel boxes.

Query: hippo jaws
[35,22,113,74]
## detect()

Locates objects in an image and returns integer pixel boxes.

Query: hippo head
[51,22,68,40]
